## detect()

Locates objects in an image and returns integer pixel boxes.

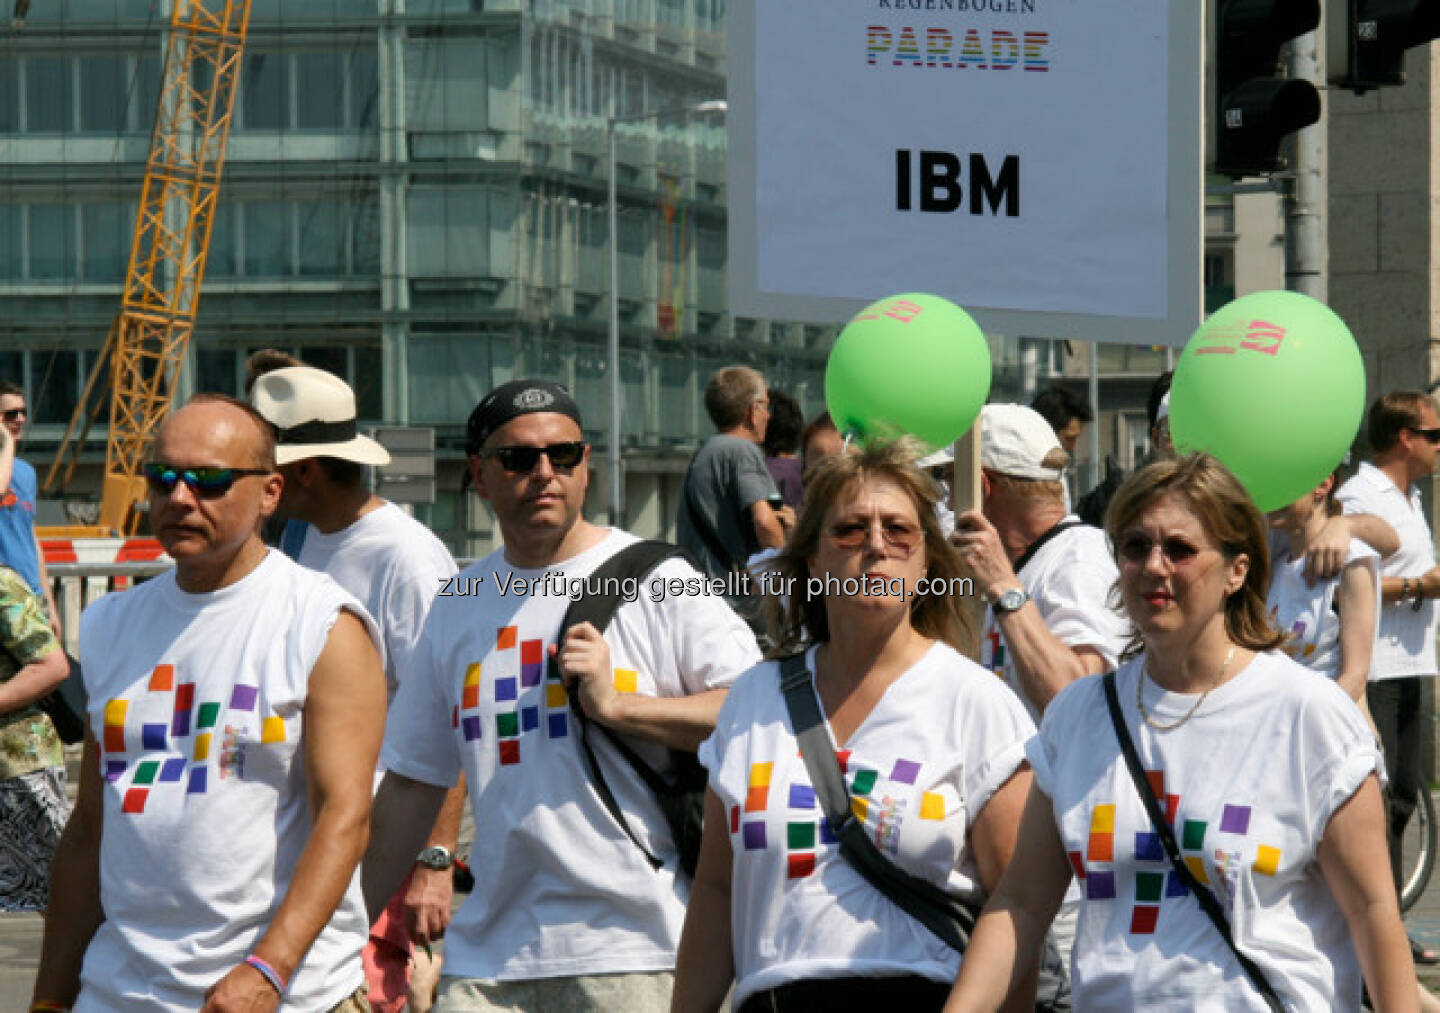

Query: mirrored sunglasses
[144,462,272,499]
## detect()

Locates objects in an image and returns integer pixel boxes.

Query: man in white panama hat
[252,366,461,1012]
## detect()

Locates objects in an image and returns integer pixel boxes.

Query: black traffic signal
[1214,0,1323,177]
[1341,0,1440,90]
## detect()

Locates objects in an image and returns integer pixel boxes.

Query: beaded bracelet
[244,954,288,997]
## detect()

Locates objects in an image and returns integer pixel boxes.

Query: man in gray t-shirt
[677,367,793,625]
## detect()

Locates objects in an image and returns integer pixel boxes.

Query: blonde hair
[1105,453,1283,656]
[767,438,976,657]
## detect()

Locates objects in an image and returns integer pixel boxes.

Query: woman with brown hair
[672,439,1035,1013]
[946,453,1414,1011]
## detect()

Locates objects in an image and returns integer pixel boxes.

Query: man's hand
[404,865,454,947]
[201,962,282,1013]
[950,509,1021,601]
[1304,514,1350,583]
[1419,566,1440,600]
[550,622,622,726]
[775,504,796,534]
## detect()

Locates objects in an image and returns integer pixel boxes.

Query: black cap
[465,379,584,456]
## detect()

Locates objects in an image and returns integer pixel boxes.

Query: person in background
[0,381,60,638]
[1031,387,1093,512]
[674,440,1035,1013]
[800,412,845,489]
[946,454,1413,1011]
[252,366,461,1013]
[762,390,804,510]
[0,563,70,913]
[1335,390,1440,967]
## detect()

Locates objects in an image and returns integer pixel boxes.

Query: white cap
[916,446,954,469]
[250,366,392,468]
[980,404,1067,481]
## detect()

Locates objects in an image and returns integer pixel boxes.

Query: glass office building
[0,0,842,555]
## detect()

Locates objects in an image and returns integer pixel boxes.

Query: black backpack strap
[1013,518,1084,574]
[554,540,697,870]
[1102,673,1285,1012]
[779,653,979,952]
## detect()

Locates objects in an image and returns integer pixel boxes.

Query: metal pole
[607,114,624,527]
[1088,341,1101,490]
[1285,28,1326,301]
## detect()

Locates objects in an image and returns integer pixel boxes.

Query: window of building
[243,200,289,277]
[0,205,19,280]
[27,56,75,132]
[80,53,127,133]
[408,187,490,279]
[195,347,239,396]
[81,202,130,282]
[406,37,489,133]
[242,51,289,130]
[28,348,79,424]
[29,205,77,280]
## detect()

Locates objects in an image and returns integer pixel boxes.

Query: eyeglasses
[826,519,923,554]
[480,441,586,473]
[1116,533,1208,567]
[144,462,272,499]
[0,408,25,422]
[1407,426,1440,445]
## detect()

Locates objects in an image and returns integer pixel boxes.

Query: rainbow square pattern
[457,624,662,768]
[100,664,288,816]
[1068,769,1283,935]
[730,751,940,879]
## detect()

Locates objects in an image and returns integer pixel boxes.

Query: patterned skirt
[0,766,70,912]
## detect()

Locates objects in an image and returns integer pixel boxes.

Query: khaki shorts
[331,985,373,1012]
[435,971,673,1012]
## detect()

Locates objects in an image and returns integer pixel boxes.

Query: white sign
[727,0,1202,346]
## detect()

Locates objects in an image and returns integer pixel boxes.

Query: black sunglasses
[144,462,272,499]
[1407,426,1440,445]
[481,441,586,473]
[0,408,25,421]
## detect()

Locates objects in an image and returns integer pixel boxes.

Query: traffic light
[1334,0,1440,91]
[1214,0,1323,177]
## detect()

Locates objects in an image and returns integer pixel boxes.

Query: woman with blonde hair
[947,453,1414,1011]
[672,440,1036,1012]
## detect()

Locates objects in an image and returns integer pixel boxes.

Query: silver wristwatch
[416,845,454,871]
[990,586,1030,614]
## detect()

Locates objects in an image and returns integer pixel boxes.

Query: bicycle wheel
[1401,786,1437,912]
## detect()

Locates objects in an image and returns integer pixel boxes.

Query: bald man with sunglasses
[33,395,387,1013]
[364,379,760,1013]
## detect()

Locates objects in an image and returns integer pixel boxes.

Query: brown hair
[1105,453,1283,655]
[767,438,976,657]
[1367,390,1435,454]
[704,366,766,431]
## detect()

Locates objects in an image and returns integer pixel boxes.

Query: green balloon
[825,293,992,450]
[1170,290,1365,513]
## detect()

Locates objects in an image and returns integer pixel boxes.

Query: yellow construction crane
[43,0,252,537]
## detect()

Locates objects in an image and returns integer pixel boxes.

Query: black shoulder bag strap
[1101,673,1285,1012]
[779,653,979,952]
[1012,518,1084,574]
[681,452,740,575]
[554,540,702,870]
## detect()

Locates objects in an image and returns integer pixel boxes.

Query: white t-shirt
[75,551,381,1012]
[382,528,761,981]
[1030,652,1383,1011]
[1267,537,1379,680]
[980,518,1130,725]
[698,642,1033,1005]
[1336,461,1438,679]
[296,501,456,705]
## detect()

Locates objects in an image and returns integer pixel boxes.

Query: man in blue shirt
[0,382,59,637]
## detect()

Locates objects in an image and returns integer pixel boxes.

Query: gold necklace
[1136,645,1236,732]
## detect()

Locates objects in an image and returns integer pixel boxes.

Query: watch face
[996,588,1027,612]
[418,846,453,870]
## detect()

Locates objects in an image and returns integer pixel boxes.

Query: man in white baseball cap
[951,403,1130,997]
[252,366,461,1012]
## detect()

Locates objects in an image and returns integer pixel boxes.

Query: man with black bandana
[251,366,461,1012]
[363,379,760,1012]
